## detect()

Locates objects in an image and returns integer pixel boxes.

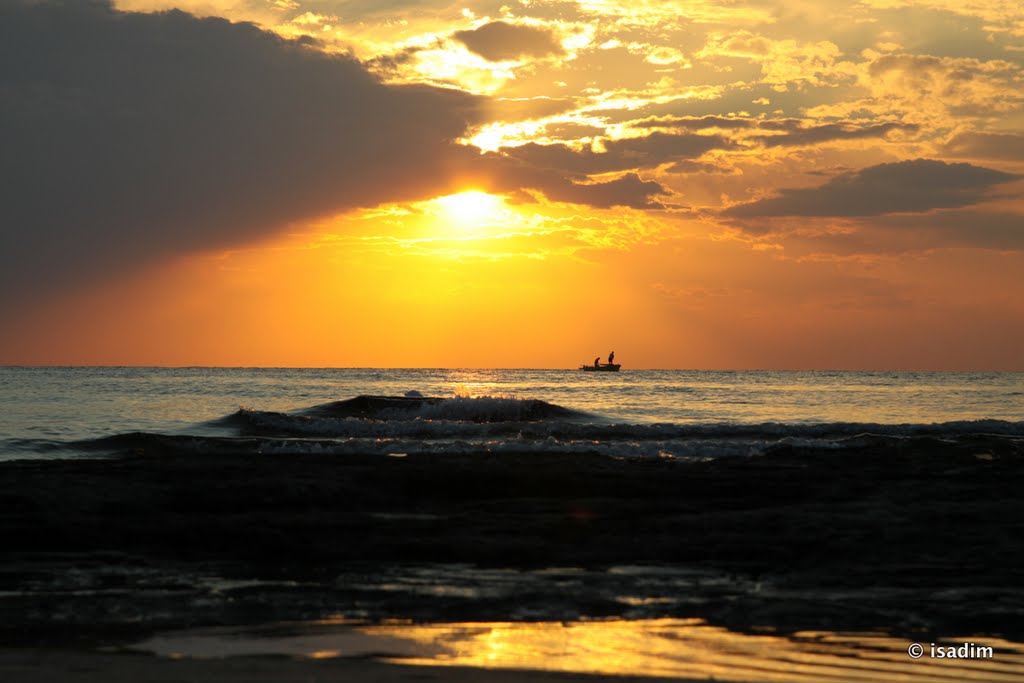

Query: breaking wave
[296,394,590,422]
[7,395,1022,461]
[25,394,1016,461]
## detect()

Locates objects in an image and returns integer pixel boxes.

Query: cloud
[628,116,916,148]
[665,160,736,175]
[496,132,734,176]
[696,31,853,87]
[537,173,667,209]
[724,159,1018,218]
[453,20,565,62]
[484,96,578,123]
[751,122,918,147]
[874,210,1024,251]
[865,52,1023,116]
[632,115,756,130]
[774,209,1024,256]
[0,0,486,315]
[466,155,669,209]
[943,131,1024,161]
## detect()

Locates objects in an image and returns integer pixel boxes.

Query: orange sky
[2,0,1023,369]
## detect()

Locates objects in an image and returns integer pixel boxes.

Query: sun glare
[435,191,503,227]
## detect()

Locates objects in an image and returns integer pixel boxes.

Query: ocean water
[1,367,1022,460]
[4,367,1024,680]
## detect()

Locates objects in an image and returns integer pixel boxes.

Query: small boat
[579,363,621,372]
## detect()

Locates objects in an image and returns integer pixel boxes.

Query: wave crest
[298,395,588,423]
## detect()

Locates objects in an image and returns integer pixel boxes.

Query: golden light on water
[139,619,1024,683]
[363,620,1024,682]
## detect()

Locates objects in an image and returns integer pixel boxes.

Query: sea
[5,366,1024,681]
[1,366,1022,461]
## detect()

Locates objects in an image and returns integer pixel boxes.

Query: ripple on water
[134,619,1024,683]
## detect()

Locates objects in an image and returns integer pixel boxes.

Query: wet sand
[0,649,680,683]
[2,437,1023,678]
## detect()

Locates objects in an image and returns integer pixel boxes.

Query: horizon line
[1,364,1022,373]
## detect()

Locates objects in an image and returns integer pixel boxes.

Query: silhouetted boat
[580,363,621,372]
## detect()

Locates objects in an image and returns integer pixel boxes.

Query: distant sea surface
[1,367,1022,460]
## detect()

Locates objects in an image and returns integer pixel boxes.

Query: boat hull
[580,364,621,372]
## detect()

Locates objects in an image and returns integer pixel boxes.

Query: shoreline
[2,439,1022,645]
[0,649,683,683]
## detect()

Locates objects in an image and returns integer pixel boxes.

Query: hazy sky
[2,0,1023,368]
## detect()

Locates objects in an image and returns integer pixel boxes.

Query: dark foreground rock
[2,439,1023,644]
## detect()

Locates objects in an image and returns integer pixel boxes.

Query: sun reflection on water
[138,619,1024,683]
[364,620,1024,682]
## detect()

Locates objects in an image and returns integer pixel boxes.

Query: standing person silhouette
[608,351,615,365]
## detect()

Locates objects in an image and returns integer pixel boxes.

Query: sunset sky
[2,0,1023,369]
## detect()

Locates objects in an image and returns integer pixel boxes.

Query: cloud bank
[725,159,1018,218]
[0,0,482,313]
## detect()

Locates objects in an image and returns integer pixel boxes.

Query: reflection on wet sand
[138,619,1024,683]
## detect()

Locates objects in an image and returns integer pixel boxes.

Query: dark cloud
[631,115,756,130]
[756,119,806,131]
[364,40,442,76]
[538,121,608,140]
[665,160,735,175]
[805,166,854,177]
[943,132,1024,161]
[540,173,666,209]
[874,210,1024,251]
[453,20,564,62]
[629,117,917,148]
[724,159,1018,218]
[497,132,734,176]
[776,210,1024,256]
[0,0,488,315]
[462,131,727,205]
[467,155,668,209]
[751,122,918,147]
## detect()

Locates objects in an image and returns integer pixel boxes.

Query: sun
[435,191,503,226]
